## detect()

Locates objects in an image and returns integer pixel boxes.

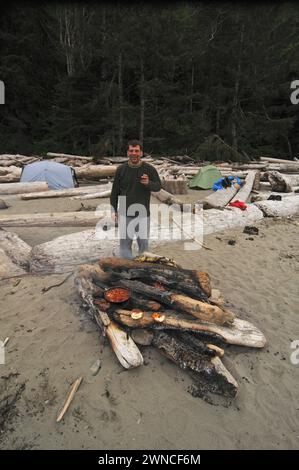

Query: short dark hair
[127,140,142,150]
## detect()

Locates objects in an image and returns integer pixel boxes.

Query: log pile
[74,253,266,400]
[1,152,299,185]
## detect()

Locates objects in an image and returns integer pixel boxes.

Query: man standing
[110,140,162,259]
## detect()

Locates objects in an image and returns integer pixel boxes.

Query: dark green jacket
[110,161,162,216]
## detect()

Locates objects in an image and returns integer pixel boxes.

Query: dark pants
[119,215,150,259]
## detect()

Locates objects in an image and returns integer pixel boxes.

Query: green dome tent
[188,165,222,190]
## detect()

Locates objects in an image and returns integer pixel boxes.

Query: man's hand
[140,173,149,185]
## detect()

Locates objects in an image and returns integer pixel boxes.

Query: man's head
[127,140,143,165]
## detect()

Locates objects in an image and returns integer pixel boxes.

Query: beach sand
[0,190,298,449]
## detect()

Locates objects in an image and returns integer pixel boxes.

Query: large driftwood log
[201,205,264,235]
[0,229,31,278]
[267,171,293,192]
[254,196,299,217]
[152,189,186,209]
[0,211,106,227]
[0,182,49,195]
[75,165,118,179]
[30,229,118,273]
[72,189,111,200]
[162,178,188,195]
[203,186,238,209]
[230,170,257,203]
[113,308,266,348]
[260,156,299,164]
[251,191,298,202]
[152,331,238,397]
[0,169,22,183]
[115,279,235,326]
[21,184,111,200]
[252,170,261,191]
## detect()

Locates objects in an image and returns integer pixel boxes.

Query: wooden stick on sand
[56,376,83,423]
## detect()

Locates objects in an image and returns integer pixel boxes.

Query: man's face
[127,145,143,164]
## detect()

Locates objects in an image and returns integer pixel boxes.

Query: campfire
[74,253,266,400]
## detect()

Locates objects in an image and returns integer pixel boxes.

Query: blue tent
[20,161,77,190]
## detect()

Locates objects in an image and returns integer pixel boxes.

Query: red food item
[104,287,130,303]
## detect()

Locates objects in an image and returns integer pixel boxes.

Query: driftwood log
[74,264,143,369]
[112,309,266,348]
[254,196,299,217]
[152,331,238,397]
[98,257,211,301]
[152,189,186,209]
[162,178,188,195]
[0,199,8,210]
[21,184,111,200]
[267,171,293,192]
[0,182,49,195]
[74,263,239,394]
[202,186,238,209]
[112,278,234,326]
[230,170,257,203]
[75,165,118,180]
[0,229,31,278]
[0,211,106,227]
[30,229,118,273]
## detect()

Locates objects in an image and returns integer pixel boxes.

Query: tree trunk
[231,23,244,151]
[139,59,145,146]
[190,61,194,114]
[118,53,124,154]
